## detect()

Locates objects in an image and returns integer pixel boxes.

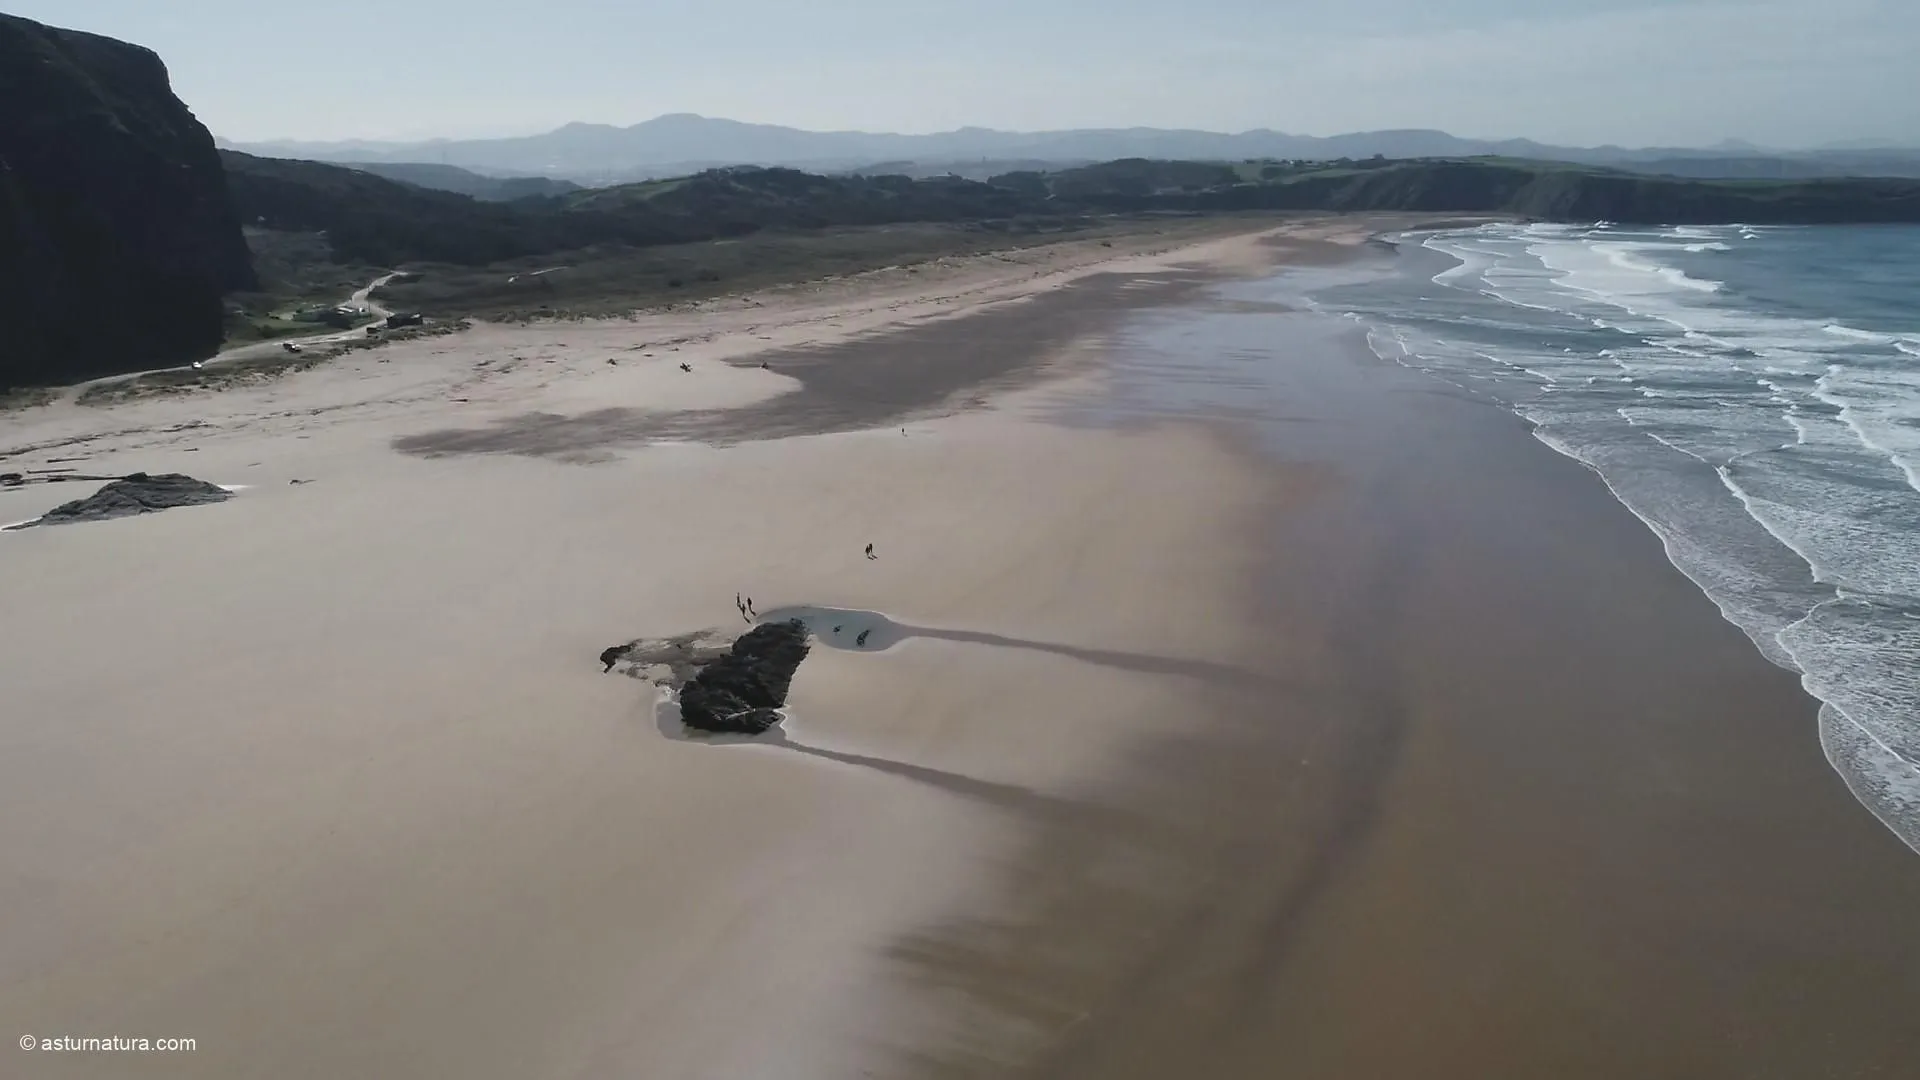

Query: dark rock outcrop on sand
[678,620,812,733]
[0,14,255,390]
[604,620,812,735]
[12,472,230,528]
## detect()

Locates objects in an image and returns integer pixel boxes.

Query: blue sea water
[1312,222,1920,853]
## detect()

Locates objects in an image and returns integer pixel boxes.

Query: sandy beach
[0,218,1337,1078]
[7,211,1918,1079]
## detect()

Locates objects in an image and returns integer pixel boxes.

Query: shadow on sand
[757,604,1273,690]
[649,690,1117,825]
[621,602,1270,825]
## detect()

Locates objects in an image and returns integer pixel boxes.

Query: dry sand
[0,219,1357,1078]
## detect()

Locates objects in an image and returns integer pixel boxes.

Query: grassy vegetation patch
[367,216,1197,322]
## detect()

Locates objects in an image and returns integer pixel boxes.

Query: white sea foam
[1812,366,1920,495]
[1350,221,1920,854]
[1824,323,1894,343]
[1536,239,1725,303]
[1423,233,1501,288]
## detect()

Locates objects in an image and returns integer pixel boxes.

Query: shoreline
[1361,221,1920,855]
[898,269,1920,1078]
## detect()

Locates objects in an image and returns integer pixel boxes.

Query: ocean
[1312,222,1920,854]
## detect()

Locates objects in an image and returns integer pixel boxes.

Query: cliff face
[0,14,254,390]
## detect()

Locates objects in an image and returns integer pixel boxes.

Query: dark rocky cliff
[0,14,254,390]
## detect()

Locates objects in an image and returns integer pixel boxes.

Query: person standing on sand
[746,598,757,618]
[865,543,876,560]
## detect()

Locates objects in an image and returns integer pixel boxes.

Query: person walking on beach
[865,543,876,560]
[746,597,757,618]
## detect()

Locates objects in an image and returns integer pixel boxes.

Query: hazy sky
[15,0,1918,147]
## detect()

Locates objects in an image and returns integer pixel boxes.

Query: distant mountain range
[222,114,1920,185]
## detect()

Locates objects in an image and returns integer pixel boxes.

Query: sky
[13,0,1920,148]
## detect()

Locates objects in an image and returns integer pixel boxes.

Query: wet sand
[895,300,1920,1077]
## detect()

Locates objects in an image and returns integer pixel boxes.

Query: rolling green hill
[221,150,1920,275]
[567,165,1039,226]
[219,150,704,264]
[1043,157,1920,223]
[341,161,583,201]
[221,153,1062,267]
